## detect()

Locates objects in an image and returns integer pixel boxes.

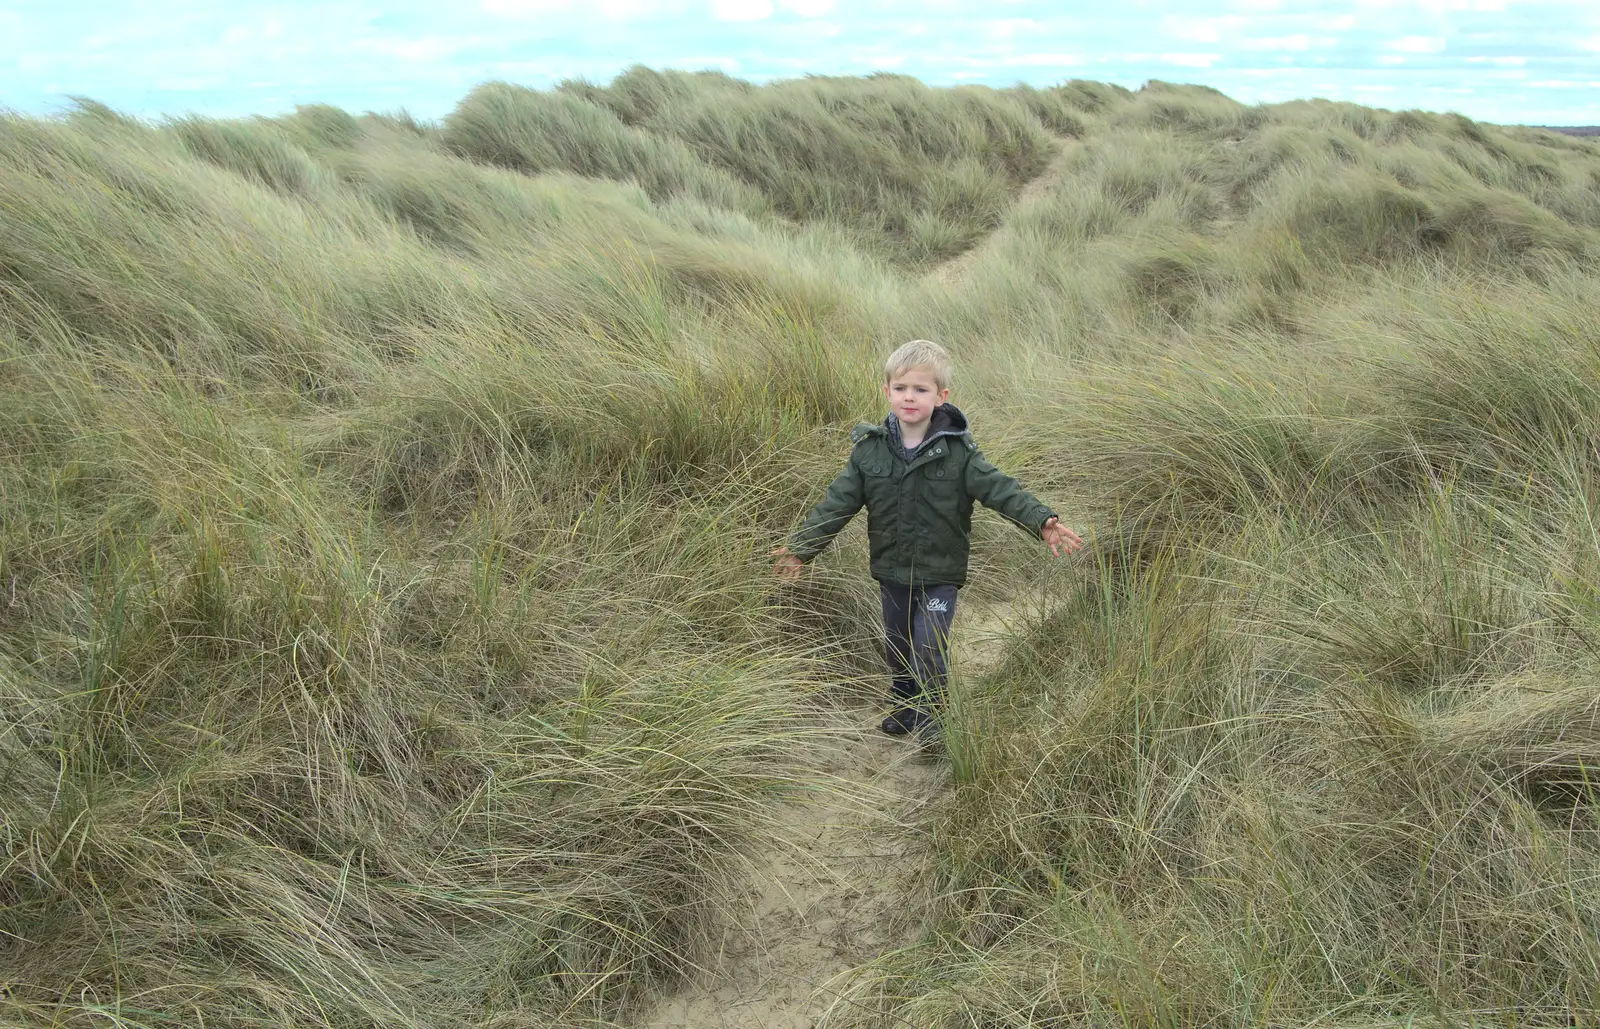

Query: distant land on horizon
[1545,126,1600,136]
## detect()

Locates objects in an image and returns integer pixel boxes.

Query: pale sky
[3,0,1598,125]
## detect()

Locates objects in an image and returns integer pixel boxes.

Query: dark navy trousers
[879,582,959,710]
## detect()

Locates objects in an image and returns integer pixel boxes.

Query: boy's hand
[1041,517,1084,558]
[771,546,805,582]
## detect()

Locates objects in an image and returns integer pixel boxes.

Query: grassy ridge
[451,68,1064,262]
[3,72,1600,1027]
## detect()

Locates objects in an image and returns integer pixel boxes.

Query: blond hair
[884,339,953,391]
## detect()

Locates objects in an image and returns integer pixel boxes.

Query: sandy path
[638,704,944,1029]
[925,136,1079,291]
[636,606,1020,1029]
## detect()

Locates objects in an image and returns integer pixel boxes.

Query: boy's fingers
[1043,525,1084,558]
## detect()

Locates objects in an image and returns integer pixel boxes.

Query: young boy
[772,339,1083,740]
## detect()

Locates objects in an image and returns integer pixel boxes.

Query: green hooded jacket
[787,404,1056,586]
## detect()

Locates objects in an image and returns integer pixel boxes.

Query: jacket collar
[853,403,974,457]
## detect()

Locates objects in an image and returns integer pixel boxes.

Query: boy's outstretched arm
[773,458,866,580]
[965,450,1083,557]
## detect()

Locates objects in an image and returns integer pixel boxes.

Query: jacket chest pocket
[861,460,897,506]
[920,452,961,495]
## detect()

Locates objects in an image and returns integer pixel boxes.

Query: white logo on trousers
[925,598,949,613]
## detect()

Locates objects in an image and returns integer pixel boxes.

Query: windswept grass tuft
[531,68,1059,262]
[168,115,335,198]
[442,81,769,217]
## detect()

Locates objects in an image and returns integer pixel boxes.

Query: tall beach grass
[3,74,1600,1027]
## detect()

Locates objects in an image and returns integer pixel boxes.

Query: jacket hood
[913,403,968,437]
[855,403,970,446]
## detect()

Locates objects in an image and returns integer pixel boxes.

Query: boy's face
[884,366,949,431]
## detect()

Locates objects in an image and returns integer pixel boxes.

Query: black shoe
[880,706,931,736]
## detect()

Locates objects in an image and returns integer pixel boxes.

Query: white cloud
[1379,54,1407,65]
[1388,36,1447,53]
[1161,15,1248,44]
[482,0,572,13]
[1001,52,1084,66]
[599,0,680,16]
[1238,34,1316,51]
[778,0,834,14]
[215,18,285,47]
[360,36,469,61]
[672,54,744,71]
[482,0,679,16]
[1161,52,1221,68]
[987,19,1039,40]
[711,0,773,20]
[155,74,228,91]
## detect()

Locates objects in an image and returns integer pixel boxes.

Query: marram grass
[3,71,1600,1027]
